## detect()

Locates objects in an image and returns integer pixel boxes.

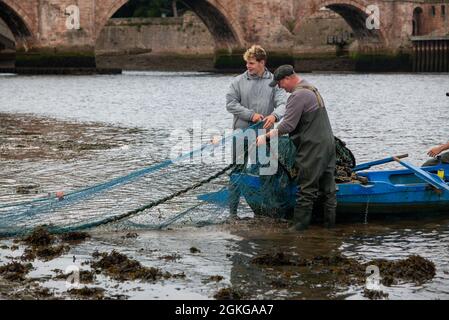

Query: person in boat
[423,141,449,166]
[256,65,336,230]
[226,45,287,216]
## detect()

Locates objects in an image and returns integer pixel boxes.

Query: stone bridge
[0,0,447,70]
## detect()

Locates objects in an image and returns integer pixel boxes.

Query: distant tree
[113,0,187,18]
[172,0,178,17]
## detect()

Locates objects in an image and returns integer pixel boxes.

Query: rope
[56,163,235,232]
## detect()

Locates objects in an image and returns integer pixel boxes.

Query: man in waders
[226,45,287,216]
[257,65,337,230]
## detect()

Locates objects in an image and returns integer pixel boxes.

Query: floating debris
[19,227,75,261]
[32,245,69,262]
[122,233,139,239]
[251,251,436,287]
[68,287,105,300]
[159,254,182,261]
[208,275,224,282]
[91,250,171,282]
[5,286,55,300]
[172,272,186,279]
[213,287,244,300]
[15,184,40,195]
[190,247,201,254]
[251,252,300,266]
[20,249,36,261]
[22,226,55,247]
[18,227,93,262]
[56,142,119,152]
[363,289,389,300]
[54,270,96,284]
[59,232,91,244]
[370,255,436,286]
[270,278,289,289]
[0,262,33,282]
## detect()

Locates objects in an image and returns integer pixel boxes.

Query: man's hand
[252,113,264,123]
[211,135,221,145]
[263,115,277,129]
[256,134,267,146]
[428,146,444,158]
[257,130,278,146]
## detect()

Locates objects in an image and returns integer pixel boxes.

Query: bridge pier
[213,48,295,71]
[12,48,121,74]
[412,36,449,73]
[0,35,14,69]
[212,48,414,73]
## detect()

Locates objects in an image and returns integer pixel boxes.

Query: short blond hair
[243,45,267,62]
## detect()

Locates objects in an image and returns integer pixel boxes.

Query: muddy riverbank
[0,112,144,161]
[0,219,445,300]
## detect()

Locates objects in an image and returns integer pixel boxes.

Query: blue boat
[231,163,449,222]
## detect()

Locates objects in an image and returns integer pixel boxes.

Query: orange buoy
[56,191,65,200]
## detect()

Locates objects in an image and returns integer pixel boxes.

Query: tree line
[113,0,188,18]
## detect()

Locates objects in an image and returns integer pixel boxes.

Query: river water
[0,71,449,300]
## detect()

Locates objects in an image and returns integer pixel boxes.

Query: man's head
[269,65,299,92]
[244,45,267,76]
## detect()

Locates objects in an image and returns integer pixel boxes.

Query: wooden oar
[393,157,449,193]
[353,154,409,172]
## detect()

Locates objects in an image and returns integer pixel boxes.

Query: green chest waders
[289,85,337,230]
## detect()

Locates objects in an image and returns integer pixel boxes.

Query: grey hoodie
[226,69,287,129]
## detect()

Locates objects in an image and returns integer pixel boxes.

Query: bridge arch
[96,0,243,51]
[0,0,33,49]
[412,7,424,36]
[298,0,386,49]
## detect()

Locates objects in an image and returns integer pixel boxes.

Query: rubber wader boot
[229,167,241,216]
[322,190,337,228]
[292,207,313,231]
[229,203,238,216]
[323,208,336,228]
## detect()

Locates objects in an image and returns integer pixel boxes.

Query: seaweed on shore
[251,251,436,287]
[0,262,33,282]
[91,250,172,282]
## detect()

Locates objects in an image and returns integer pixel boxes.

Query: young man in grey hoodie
[226,45,287,216]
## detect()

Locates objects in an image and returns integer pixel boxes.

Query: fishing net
[233,134,357,219]
[0,124,252,237]
[0,120,358,237]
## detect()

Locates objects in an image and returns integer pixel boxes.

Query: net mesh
[0,121,356,237]
[233,135,356,219]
